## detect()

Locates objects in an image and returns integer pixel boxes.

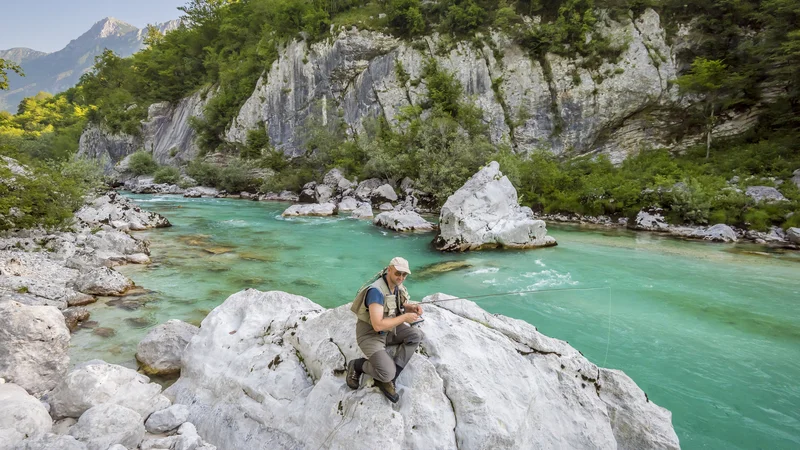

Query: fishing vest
[350,271,409,330]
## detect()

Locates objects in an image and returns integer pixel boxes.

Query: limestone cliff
[228,9,677,162]
[77,90,210,175]
[78,9,752,170]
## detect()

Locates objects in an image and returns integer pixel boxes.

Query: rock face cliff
[77,90,210,175]
[227,9,676,162]
[165,289,680,449]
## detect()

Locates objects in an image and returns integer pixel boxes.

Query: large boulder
[67,403,145,450]
[692,224,738,243]
[48,360,170,419]
[335,197,359,213]
[792,169,800,189]
[144,404,190,434]
[787,227,800,244]
[354,178,384,201]
[323,168,356,192]
[75,192,171,230]
[0,383,53,449]
[372,184,398,203]
[281,203,337,217]
[745,186,787,203]
[11,433,87,450]
[184,187,219,198]
[165,289,679,450]
[136,320,200,375]
[0,302,70,396]
[72,267,134,296]
[350,202,374,219]
[434,162,556,251]
[631,207,669,231]
[374,211,435,232]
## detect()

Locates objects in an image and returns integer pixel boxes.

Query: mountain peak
[89,17,138,39]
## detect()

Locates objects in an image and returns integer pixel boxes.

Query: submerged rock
[136,320,200,376]
[415,260,473,280]
[434,162,556,251]
[165,289,679,450]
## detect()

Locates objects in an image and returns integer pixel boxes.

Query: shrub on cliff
[128,151,158,176]
[153,166,181,184]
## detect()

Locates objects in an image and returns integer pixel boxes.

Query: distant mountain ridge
[0,17,180,113]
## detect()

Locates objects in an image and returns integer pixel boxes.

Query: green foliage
[153,166,182,184]
[128,151,159,176]
[244,124,270,159]
[388,0,426,36]
[186,160,222,186]
[0,58,24,91]
[0,149,91,231]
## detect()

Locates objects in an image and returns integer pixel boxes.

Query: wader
[350,274,423,382]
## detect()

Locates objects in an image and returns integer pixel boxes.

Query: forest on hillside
[1,0,799,232]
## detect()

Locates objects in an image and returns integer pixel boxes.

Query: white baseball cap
[389,256,411,274]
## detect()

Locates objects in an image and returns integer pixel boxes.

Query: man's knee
[374,363,396,382]
[406,327,424,345]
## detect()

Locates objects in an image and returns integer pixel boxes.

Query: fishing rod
[416,286,610,304]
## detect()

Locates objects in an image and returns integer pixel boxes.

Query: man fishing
[346,256,423,403]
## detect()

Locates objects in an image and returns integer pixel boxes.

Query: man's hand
[405,303,423,315]
[402,312,420,324]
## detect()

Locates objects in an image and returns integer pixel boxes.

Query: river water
[69,194,800,449]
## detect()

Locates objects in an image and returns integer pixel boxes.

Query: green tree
[0,58,24,90]
[675,58,744,158]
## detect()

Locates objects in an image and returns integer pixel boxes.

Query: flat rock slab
[281,203,336,217]
[374,210,435,232]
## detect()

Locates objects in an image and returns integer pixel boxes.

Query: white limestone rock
[136,320,200,375]
[692,224,738,242]
[354,178,384,201]
[126,253,151,264]
[48,360,170,420]
[372,184,398,203]
[165,289,678,450]
[11,433,87,450]
[374,210,435,232]
[745,186,787,203]
[314,184,333,204]
[144,404,190,434]
[792,169,800,189]
[68,403,145,450]
[258,191,299,202]
[75,192,171,229]
[72,267,134,296]
[787,227,800,244]
[350,202,374,219]
[378,202,394,211]
[0,383,53,449]
[184,187,219,198]
[335,197,359,213]
[434,162,556,251]
[631,207,669,231]
[0,302,70,396]
[281,203,337,217]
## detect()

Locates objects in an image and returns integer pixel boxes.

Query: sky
[0,0,188,53]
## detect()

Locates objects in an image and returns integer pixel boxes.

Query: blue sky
[0,0,187,53]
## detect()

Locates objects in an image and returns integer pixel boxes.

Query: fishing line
[417,286,615,368]
[417,286,610,304]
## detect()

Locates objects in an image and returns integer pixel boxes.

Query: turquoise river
[69,194,800,449]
